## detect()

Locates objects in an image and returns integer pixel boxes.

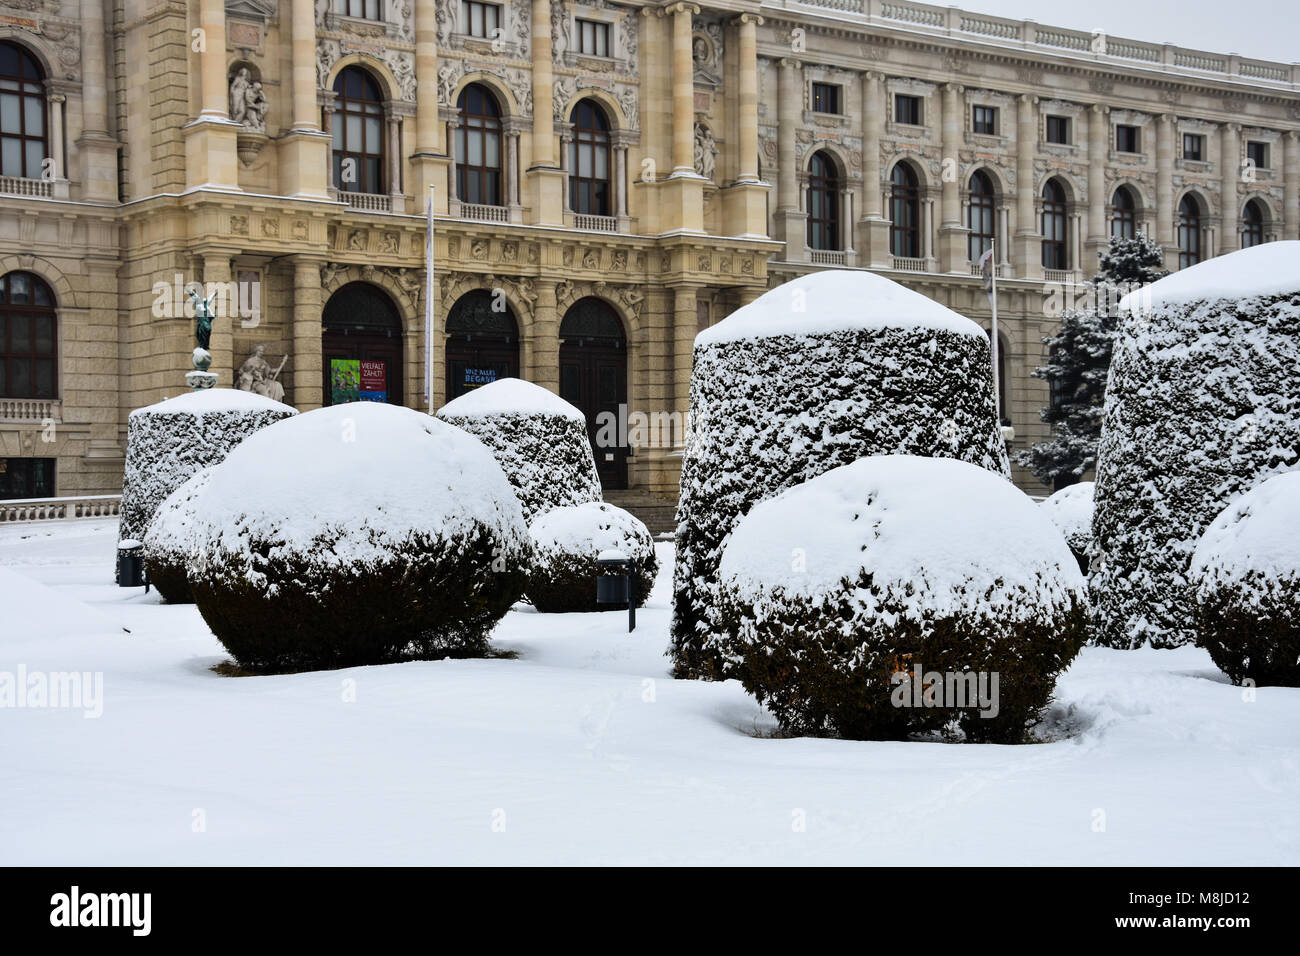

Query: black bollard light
[596,549,636,633]
[117,539,150,592]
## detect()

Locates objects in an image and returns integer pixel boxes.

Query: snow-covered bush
[1092,242,1300,649]
[714,456,1087,743]
[436,378,602,522]
[1190,472,1300,686]
[142,467,214,604]
[189,403,528,671]
[671,270,1011,679]
[526,502,657,612]
[118,389,296,545]
[1040,482,1095,573]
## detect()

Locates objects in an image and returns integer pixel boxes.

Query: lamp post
[596,549,637,633]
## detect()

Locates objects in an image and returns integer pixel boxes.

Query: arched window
[0,41,47,180]
[889,163,920,258]
[1177,195,1202,269]
[1111,187,1136,240]
[0,271,57,399]
[568,100,611,217]
[1041,179,1067,270]
[1241,199,1265,249]
[806,151,840,251]
[332,67,385,194]
[967,171,996,262]
[456,84,503,206]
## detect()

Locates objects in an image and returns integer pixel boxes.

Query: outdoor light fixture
[116,539,149,592]
[596,548,636,632]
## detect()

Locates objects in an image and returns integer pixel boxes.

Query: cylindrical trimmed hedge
[142,466,214,603]
[1191,471,1300,687]
[715,456,1087,743]
[436,378,602,521]
[526,502,658,612]
[672,270,1011,679]
[189,403,528,672]
[118,389,297,545]
[1092,242,1300,648]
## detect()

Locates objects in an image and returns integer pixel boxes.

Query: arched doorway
[559,297,627,489]
[444,289,520,400]
[322,282,404,405]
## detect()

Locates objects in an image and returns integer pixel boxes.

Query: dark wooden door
[446,337,520,401]
[322,332,403,406]
[560,340,627,490]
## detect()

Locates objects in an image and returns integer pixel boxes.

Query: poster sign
[359,360,387,403]
[462,366,498,391]
[330,359,360,404]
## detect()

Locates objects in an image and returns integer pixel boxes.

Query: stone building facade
[0,0,1297,502]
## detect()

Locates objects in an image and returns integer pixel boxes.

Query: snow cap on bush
[190,402,528,670]
[142,466,214,604]
[437,378,602,521]
[1093,241,1300,648]
[715,455,1087,741]
[119,388,296,545]
[1190,471,1300,686]
[672,269,1011,679]
[526,501,657,612]
[1040,481,1094,573]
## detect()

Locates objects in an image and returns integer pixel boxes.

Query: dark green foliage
[714,574,1089,743]
[527,552,657,613]
[144,557,192,604]
[191,526,525,672]
[1195,575,1300,687]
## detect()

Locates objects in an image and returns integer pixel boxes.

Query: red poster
[360,361,386,391]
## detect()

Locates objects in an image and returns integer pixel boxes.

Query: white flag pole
[425,184,435,414]
[980,246,1002,423]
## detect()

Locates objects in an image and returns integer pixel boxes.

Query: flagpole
[980,246,1002,424]
[425,184,435,414]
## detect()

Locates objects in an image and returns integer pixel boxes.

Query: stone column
[506,128,521,212]
[526,0,565,224]
[1013,94,1041,279]
[48,94,65,181]
[387,113,402,199]
[775,58,805,255]
[1220,122,1241,255]
[1285,131,1300,242]
[77,0,118,201]
[203,253,235,388]
[198,0,228,120]
[292,259,325,410]
[670,3,698,175]
[184,0,240,190]
[860,71,890,267]
[530,280,560,394]
[615,142,628,217]
[1155,114,1175,267]
[937,83,967,272]
[735,14,761,182]
[446,118,461,203]
[410,0,448,211]
[672,286,697,420]
[1086,104,1109,265]
[280,0,330,198]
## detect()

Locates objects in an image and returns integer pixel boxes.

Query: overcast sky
[953,0,1296,64]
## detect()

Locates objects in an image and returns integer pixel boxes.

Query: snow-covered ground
[1,518,1296,865]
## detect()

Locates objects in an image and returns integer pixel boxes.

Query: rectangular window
[1182,133,1204,161]
[812,83,841,114]
[337,0,381,19]
[0,457,55,499]
[972,105,997,136]
[576,19,611,57]
[894,94,922,126]
[1116,124,1140,153]
[461,1,501,39]
[1045,116,1071,145]
[1247,140,1270,170]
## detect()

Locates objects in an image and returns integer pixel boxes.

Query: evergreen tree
[1017,234,1168,489]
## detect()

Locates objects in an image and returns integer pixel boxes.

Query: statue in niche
[694,124,717,180]
[229,67,268,132]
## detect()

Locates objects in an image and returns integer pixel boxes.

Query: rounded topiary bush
[672,270,1011,679]
[1190,471,1300,687]
[1040,481,1094,574]
[714,455,1087,743]
[1092,242,1300,649]
[118,389,296,545]
[189,402,528,671]
[142,466,214,603]
[436,378,602,521]
[526,502,658,612]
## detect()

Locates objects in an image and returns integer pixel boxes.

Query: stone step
[603,491,679,535]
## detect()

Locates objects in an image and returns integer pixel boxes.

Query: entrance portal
[559,297,628,490]
[322,282,403,406]
[444,289,521,401]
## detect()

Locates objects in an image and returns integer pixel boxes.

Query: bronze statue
[187,287,218,351]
